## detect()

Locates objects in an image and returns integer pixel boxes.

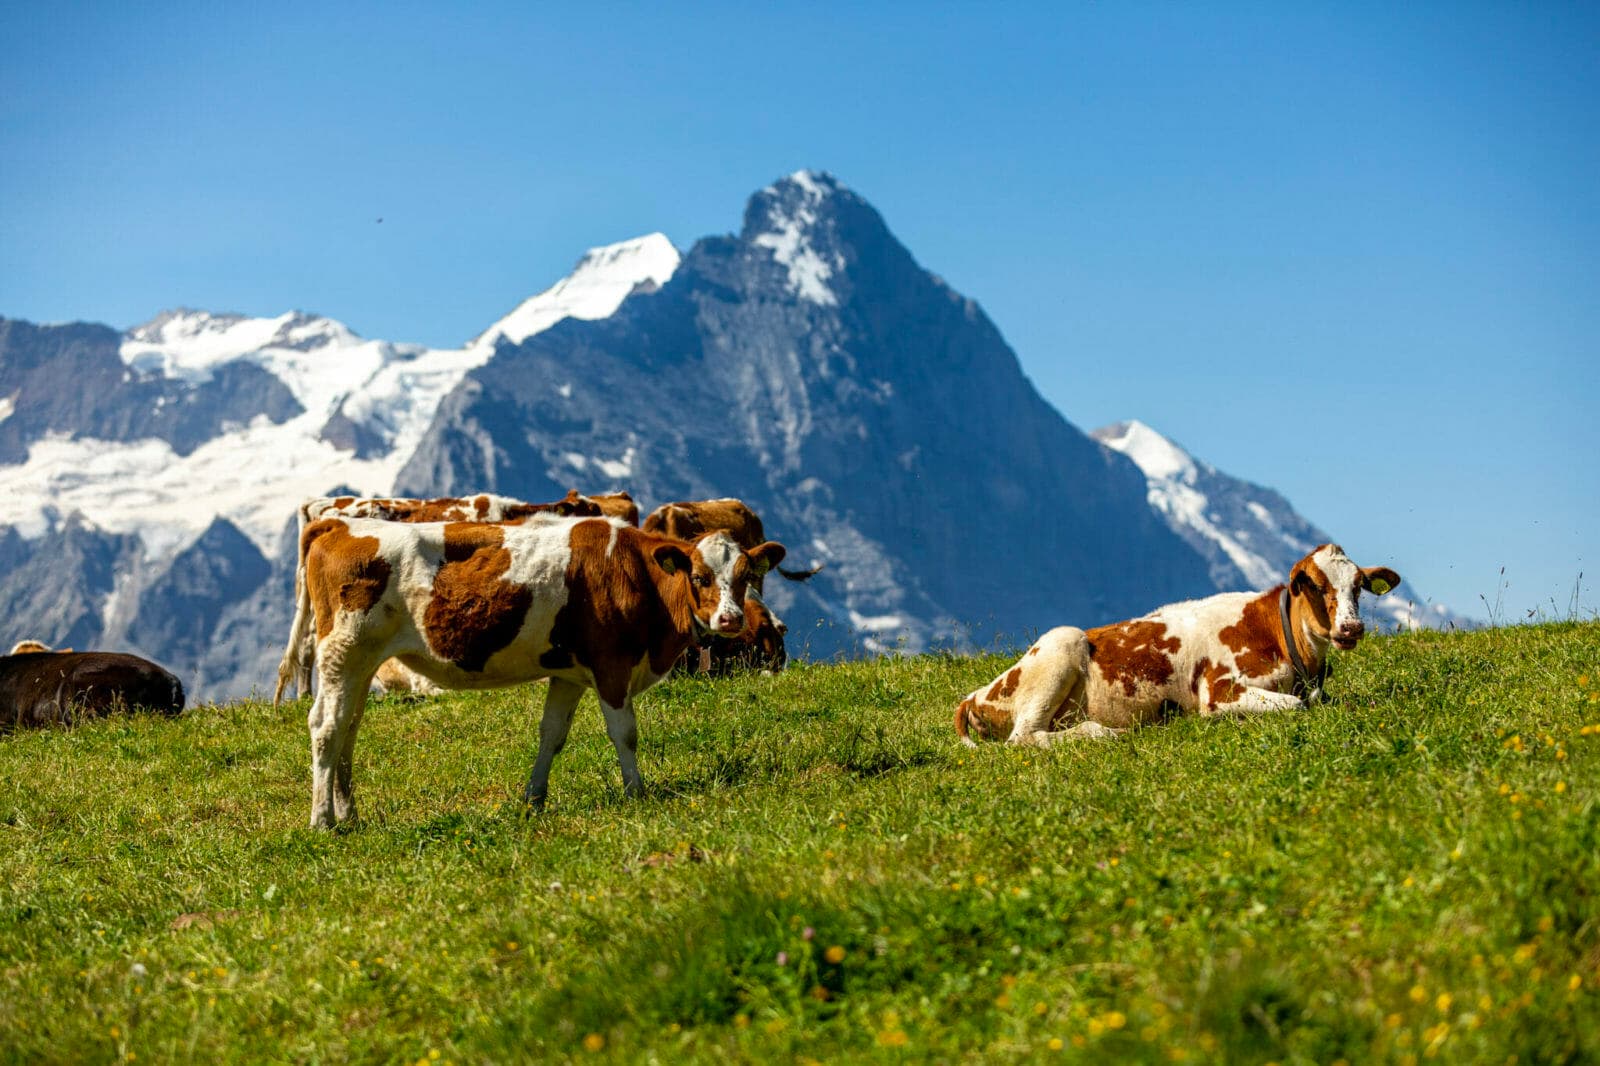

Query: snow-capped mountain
[0,172,1461,699]
[0,235,675,562]
[1094,420,1461,630]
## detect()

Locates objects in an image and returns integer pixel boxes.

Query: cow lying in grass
[286,514,784,828]
[956,544,1401,747]
[2,647,185,731]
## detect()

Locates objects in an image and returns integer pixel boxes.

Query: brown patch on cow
[422,524,534,672]
[1086,619,1181,697]
[1199,659,1245,710]
[542,521,703,706]
[588,491,640,525]
[303,520,392,639]
[1027,645,1041,656]
[643,498,767,551]
[957,696,1013,742]
[985,666,1023,701]
[474,494,490,518]
[1220,589,1287,679]
[333,496,354,509]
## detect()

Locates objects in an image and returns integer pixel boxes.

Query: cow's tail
[273,510,314,706]
[777,563,823,582]
[954,696,981,748]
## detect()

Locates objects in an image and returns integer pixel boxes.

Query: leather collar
[1280,585,1328,701]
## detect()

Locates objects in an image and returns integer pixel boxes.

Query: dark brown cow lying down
[1,650,185,731]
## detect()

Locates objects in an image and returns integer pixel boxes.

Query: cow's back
[643,499,765,551]
[1083,592,1261,725]
[1,652,185,731]
[308,516,615,687]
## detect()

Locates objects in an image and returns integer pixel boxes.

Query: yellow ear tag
[1369,578,1390,594]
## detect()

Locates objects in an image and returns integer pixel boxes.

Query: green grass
[3,621,1599,1064]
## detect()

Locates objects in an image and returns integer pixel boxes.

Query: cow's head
[1288,544,1402,651]
[741,597,788,672]
[652,531,786,636]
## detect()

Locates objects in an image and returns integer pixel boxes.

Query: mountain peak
[122,308,360,384]
[473,233,680,350]
[1093,420,1198,483]
[742,170,856,307]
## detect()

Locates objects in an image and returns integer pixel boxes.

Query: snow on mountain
[122,309,364,393]
[751,170,845,306]
[471,233,679,350]
[0,236,675,562]
[1094,419,1458,630]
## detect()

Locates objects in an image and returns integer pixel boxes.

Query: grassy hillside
[2,621,1598,1063]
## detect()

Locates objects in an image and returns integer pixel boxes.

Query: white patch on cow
[695,531,746,632]
[1311,544,1366,634]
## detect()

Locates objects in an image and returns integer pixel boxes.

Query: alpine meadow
[3,620,1597,1063]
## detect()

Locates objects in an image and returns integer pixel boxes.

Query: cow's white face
[654,532,787,636]
[1291,544,1402,651]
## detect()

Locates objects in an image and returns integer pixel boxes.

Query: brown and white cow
[955,544,1401,747]
[285,515,784,828]
[642,498,820,584]
[274,490,602,701]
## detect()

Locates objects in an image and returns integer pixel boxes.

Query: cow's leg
[332,680,372,824]
[1202,681,1305,717]
[522,678,584,811]
[1002,626,1091,745]
[308,653,373,829]
[307,686,345,831]
[600,697,644,799]
[1014,720,1126,748]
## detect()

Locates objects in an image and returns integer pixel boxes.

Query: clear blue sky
[3,1,1596,623]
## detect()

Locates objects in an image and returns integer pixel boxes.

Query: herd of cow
[1,486,1403,831]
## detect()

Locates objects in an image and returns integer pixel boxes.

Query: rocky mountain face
[398,173,1216,655]
[0,171,1459,699]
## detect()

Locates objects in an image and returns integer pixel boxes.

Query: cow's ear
[1289,565,1315,597]
[1362,567,1401,595]
[652,543,691,576]
[747,541,787,575]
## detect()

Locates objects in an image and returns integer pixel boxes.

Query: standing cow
[286,515,784,828]
[274,490,601,701]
